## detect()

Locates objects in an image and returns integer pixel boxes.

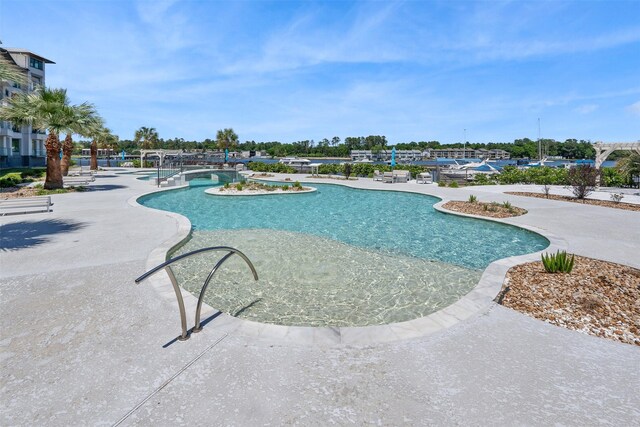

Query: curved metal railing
[135,246,258,341]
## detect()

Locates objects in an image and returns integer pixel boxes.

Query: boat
[439,158,501,180]
[353,158,374,164]
[278,157,311,167]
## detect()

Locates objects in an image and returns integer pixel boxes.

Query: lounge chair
[383,172,394,183]
[373,170,383,181]
[416,172,433,184]
[392,170,410,183]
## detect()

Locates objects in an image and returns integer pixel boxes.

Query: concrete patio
[1,170,638,426]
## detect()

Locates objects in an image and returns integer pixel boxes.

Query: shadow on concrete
[85,184,128,192]
[0,219,88,252]
[161,311,223,348]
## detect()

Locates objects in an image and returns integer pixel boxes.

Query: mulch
[500,256,640,346]
[505,192,640,212]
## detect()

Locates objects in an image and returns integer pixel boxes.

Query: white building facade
[0,48,54,168]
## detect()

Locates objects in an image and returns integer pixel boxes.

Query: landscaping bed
[506,191,640,212]
[1,185,84,198]
[442,200,527,218]
[207,180,314,196]
[500,256,640,346]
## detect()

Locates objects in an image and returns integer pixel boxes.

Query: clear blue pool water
[139,179,548,270]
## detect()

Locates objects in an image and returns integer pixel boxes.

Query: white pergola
[593,141,640,186]
[139,149,184,167]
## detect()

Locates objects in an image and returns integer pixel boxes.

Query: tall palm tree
[60,102,101,175]
[216,128,238,151]
[134,126,159,150]
[0,87,75,189]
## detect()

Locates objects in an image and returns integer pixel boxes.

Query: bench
[0,196,52,216]
[63,175,95,187]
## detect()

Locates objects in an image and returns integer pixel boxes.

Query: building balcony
[0,147,9,156]
[31,149,46,157]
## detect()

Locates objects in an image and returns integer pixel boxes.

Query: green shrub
[541,250,575,273]
[468,195,477,203]
[472,174,496,186]
[502,201,512,209]
[224,182,230,189]
[247,161,297,174]
[0,172,22,188]
[293,181,302,189]
[438,181,446,187]
[448,181,459,188]
[235,183,243,191]
[281,184,289,191]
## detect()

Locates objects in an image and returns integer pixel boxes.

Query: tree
[216,128,238,151]
[60,102,101,175]
[88,126,112,170]
[134,126,159,149]
[0,87,76,189]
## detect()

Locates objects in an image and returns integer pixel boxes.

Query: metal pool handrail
[135,246,259,341]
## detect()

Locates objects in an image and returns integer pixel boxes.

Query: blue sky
[2,0,639,144]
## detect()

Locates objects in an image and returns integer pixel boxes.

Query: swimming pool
[139,179,548,326]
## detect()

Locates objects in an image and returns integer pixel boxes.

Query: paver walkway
[1,170,638,425]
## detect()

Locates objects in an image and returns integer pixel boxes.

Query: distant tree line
[72,127,628,160]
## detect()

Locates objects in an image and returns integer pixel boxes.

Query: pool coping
[130,178,566,348]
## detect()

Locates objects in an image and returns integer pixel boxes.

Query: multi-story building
[0,47,55,168]
[351,149,427,162]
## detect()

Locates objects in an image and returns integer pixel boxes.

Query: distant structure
[593,141,640,186]
[350,148,510,162]
[0,47,55,167]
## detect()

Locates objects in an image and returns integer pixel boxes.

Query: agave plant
[468,195,477,203]
[541,250,575,274]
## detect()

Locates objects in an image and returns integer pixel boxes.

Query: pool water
[139,179,548,326]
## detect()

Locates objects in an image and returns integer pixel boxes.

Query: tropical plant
[468,195,477,203]
[502,201,513,209]
[616,153,640,188]
[0,54,27,85]
[0,87,77,189]
[134,126,159,150]
[448,181,459,188]
[567,165,598,199]
[60,102,101,175]
[216,128,239,151]
[541,250,575,273]
[438,181,446,187]
[88,126,112,171]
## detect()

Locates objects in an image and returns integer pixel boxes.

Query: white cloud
[575,104,598,114]
[627,101,640,116]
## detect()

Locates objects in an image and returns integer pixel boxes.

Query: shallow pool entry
[140,181,548,326]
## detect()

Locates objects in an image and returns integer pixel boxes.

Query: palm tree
[60,102,101,175]
[134,126,159,149]
[216,128,238,151]
[0,87,75,189]
[0,54,27,86]
[99,129,118,167]
[88,126,112,170]
[616,153,640,188]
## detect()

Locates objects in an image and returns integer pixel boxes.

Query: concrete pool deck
[1,170,639,425]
